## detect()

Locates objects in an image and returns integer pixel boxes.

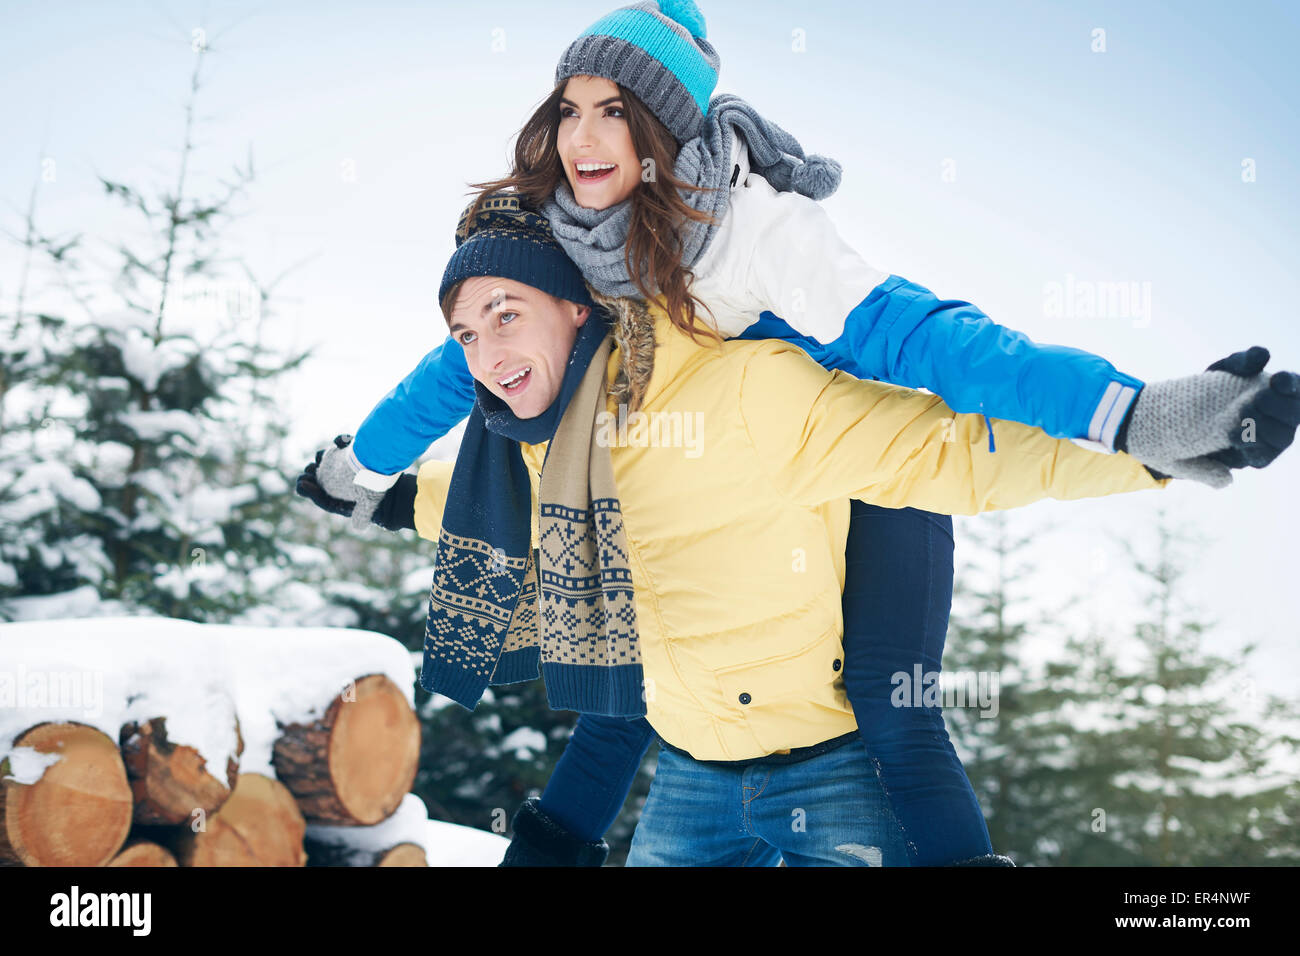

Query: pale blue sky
[2,1,1298,696]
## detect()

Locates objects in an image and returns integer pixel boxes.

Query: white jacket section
[688,136,889,343]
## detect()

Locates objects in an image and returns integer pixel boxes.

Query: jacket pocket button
[832,659,842,671]
[738,693,751,705]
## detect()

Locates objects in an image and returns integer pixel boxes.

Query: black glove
[320,434,391,531]
[498,797,609,867]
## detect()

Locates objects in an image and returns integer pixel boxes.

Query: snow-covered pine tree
[1033,625,1149,865]
[1,38,321,624]
[944,509,1300,865]
[0,154,117,615]
[942,511,1086,864]
[1088,510,1300,865]
[1,33,658,855]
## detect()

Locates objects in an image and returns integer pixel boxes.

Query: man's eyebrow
[480,293,524,317]
[448,293,525,335]
[559,96,623,109]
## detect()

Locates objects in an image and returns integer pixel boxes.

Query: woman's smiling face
[556,75,641,210]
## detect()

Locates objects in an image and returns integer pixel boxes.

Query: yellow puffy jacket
[412,301,1167,760]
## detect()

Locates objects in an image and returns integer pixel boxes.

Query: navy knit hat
[439,192,595,314]
[555,0,721,144]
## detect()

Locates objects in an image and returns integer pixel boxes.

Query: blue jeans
[625,737,911,866]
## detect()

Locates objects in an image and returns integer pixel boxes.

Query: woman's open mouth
[575,161,617,185]
[498,366,532,396]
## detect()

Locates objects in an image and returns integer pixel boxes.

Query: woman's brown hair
[465,80,724,348]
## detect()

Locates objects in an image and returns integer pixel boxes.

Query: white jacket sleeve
[688,138,889,343]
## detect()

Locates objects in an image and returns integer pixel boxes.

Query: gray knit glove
[1117,350,1274,488]
[313,434,390,531]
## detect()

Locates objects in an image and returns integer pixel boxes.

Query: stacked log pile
[1,620,430,867]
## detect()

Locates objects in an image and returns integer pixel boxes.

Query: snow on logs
[0,618,424,866]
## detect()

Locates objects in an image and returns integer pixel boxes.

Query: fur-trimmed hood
[588,287,657,415]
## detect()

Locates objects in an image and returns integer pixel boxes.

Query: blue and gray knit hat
[555,0,721,144]
[439,191,595,313]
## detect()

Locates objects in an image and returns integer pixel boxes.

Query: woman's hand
[295,436,358,518]
[295,434,386,529]
[1117,346,1300,487]
[1201,347,1300,470]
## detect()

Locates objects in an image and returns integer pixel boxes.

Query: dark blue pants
[539,502,993,865]
[839,500,992,864]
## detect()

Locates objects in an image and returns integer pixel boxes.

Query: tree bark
[119,715,242,825]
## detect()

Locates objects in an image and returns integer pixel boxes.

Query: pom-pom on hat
[555,0,721,144]
[439,192,594,314]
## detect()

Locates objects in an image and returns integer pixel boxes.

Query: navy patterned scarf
[419,306,645,717]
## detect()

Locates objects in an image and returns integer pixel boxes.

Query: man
[298,194,1299,866]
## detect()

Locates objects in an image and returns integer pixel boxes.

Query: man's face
[448,276,590,419]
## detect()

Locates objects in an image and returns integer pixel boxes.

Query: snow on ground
[423,818,508,866]
[0,616,416,782]
[306,792,508,866]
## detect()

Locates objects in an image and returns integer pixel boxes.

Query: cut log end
[304,836,428,867]
[0,722,133,867]
[376,842,428,867]
[172,773,307,867]
[273,674,419,825]
[107,838,178,867]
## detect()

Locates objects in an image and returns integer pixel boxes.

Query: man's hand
[296,434,387,530]
[1117,346,1300,488]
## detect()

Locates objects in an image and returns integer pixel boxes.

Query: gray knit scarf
[540,93,843,298]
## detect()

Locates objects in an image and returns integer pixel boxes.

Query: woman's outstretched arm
[350,334,477,484]
[727,178,1143,449]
